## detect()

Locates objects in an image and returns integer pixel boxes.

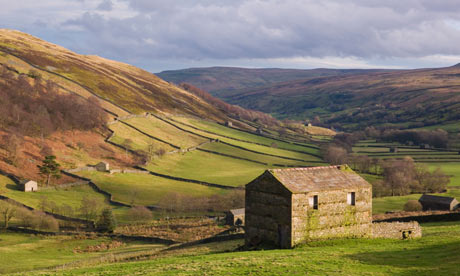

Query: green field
[0,232,165,274]
[0,175,109,217]
[126,117,208,149]
[200,142,321,167]
[372,189,460,214]
[146,150,269,187]
[172,116,319,153]
[163,120,320,161]
[32,221,460,275]
[77,171,226,206]
[109,122,174,152]
[424,162,460,186]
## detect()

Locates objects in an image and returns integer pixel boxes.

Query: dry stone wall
[372,221,422,239]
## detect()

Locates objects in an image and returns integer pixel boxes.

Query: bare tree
[0,200,16,229]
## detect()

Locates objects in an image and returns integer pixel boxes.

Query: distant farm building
[245,166,373,248]
[389,147,398,153]
[225,121,233,127]
[419,195,459,211]
[225,208,245,226]
[95,162,110,172]
[19,180,38,192]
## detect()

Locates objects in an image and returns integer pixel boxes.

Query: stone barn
[225,121,233,127]
[225,208,245,226]
[419,194,459,211]
[245,165,372,248]
[95,162,110,172]
[19,180,38,192]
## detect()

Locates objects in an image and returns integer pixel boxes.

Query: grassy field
[200,142,320,167]
[0,175,109,217]
[108,122,175,153]
[424,162,460,186]
[0,232,165,274]
[77,171,226,206]
[126,117,208,149]
[171,116,319,153]
[372,189,460,214]
[164,119,320,161]
[146,150,269,187]
[33,221,460,275]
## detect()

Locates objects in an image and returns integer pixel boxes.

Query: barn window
[347,192,356,206]
[309,195,318,210]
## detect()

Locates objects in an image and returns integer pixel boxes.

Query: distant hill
[159,65,460,130]
[157,67,390,97]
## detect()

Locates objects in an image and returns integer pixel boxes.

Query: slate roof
[228,208,245,215]
[419,194,457,205]
[268,165,371,193]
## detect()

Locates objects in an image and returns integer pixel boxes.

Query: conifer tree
[37,155,61,186]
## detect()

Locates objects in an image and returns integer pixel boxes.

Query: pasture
[34,221,460,275]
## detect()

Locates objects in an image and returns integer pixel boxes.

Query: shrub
[127,206,152,222]
[404,200,423,212]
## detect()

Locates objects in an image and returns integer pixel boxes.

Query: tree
[96,208,117,233]
[79,196,102,221]
[37,155,61,186]
[323,145,348,165]
[0,201,16,229]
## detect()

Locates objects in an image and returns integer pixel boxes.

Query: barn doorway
[278,224,289,248]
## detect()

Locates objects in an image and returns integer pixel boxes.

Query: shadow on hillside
[6,184,19,191]
[347,240,460,275]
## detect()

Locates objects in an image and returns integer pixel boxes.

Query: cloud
[2,0,460,71]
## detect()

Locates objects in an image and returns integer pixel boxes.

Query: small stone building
[225,121,233,127]
[225,208,245,226]
[389,147,398,153]
[95,162,110,172]
[245,165,372,248]
[419,194,459,211]
[19,180,38,192]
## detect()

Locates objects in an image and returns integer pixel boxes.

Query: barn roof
[228,208,245,215]
[419,194,457,205]
[268,165,370,193]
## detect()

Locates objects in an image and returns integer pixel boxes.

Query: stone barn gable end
[245,165,373,248]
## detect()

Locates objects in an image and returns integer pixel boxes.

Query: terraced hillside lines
[125,116,208,149]
[161,118,322,162]
[146,150,270,187]
[0,175,109,218]
[108,122,176,153]
[77,171,227,206]
[170,116,320,154]
[198,142,315,167]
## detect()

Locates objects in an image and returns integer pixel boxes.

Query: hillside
[0,29,227,120]
[225,65,460,130]
[157,66,390,97]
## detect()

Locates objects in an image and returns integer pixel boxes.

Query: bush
[127,206,152,222]
[404,200,423,212]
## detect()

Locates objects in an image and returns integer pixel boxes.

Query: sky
[2,0,460,72]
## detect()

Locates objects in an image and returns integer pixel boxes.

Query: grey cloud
[97,0,113,11]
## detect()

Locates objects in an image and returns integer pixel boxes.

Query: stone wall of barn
[291,187,372,246]
[372,221,422,239]
[245,173,292,248]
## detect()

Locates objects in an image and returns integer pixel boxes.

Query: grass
[200,142,320,166]
[372,189,460,214]
[171,116,320,154]
[0,175,109,217]
[108,122,174,152]
[0,232,165,274]
[164,119,321,161]
[146,150,271,187]
[126,117,208,149]
[77,171,226,206]
[424,162,460,186]
[34,221,460,275]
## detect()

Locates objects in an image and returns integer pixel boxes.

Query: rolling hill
[159,65,460,131]
[157,66,391,98]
